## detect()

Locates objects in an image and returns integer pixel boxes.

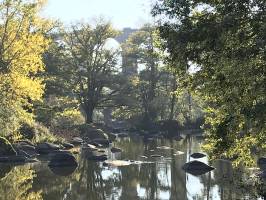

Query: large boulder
[0,155,27,163]
[79,124,109,141]
[14,141,37,158]
[48,152,77,167]
[0,137,17,156]
[182,160,215,176]
[36,142,60,154]
[49,165,77,176]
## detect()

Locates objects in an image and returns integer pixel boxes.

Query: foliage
[18,121,64,144]
[116,24,204,129]
[0,0,52,138]
[153,0,266,165]
[60,20,128,123]
[52,108,85,129]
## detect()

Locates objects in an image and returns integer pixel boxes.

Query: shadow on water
[0,134,265,200]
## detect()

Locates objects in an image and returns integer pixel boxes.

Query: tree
[121,25,162,128]
[0,0,51,138]
[63,21,123,123]
[153,0,266,165]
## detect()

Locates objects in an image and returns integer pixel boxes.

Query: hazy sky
[42,0,154,29]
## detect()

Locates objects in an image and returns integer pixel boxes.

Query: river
[0,134,263,200]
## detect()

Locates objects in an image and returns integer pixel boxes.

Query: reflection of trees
[0,165,42,200]
[119,165,140,200]
[3,136,261,199]
[211,160,260,200]
[169,141,187,200]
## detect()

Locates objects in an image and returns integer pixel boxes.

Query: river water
[0,134,263,200]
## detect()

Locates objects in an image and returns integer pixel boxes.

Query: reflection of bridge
[115,28,139,76]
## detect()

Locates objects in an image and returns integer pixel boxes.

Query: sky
[42,0,154,29]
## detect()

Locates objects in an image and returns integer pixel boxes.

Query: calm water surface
[0,134,263,200]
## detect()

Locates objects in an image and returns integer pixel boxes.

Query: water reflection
[0,135,264,200]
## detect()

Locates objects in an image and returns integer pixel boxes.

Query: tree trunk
[85,104,94,124]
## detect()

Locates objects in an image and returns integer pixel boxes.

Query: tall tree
[153,0,266,164]
[121,25,162,127]
[0,0,51,138]
[63,21,122,123]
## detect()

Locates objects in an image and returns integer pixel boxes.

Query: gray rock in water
[190,152,206,159]
[151,154,163,158]
[140,155,148,159]
[92,138,110,147]
[36,142,60,154]
[62,142,74,150]
[182,160,214,176]
[70,137,83,146]
[48,152,77,167]
[111,147,122,153]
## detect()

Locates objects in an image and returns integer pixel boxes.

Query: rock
[140,155,148,159]
[0,164,12,179]
[15,144,38,158]
[84,144,98,151]
[49,165,77,176]
[0,155,27,163]
[190,152,206,159]
[182,160,215,176]
[257,157,266,170]
[92,138,110,147]
[62,142,74,150]
[111,147,122,153]
[48,150,72,158]
[79,124,109,140]
[48,152,77,167]
[151,154,163,158]
[84,148,108,161]
[16,140,35,147]
[107,133,117,141]
[70,137,83,146]
[0,137,17,156]
[36,142,60,154]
